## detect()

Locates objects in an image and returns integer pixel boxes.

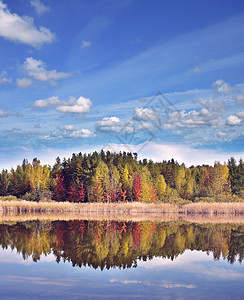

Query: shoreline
[1,200,244,223]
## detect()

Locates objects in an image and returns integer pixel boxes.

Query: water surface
[0,220,243,299]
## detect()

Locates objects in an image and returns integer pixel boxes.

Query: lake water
[0,220,243,299]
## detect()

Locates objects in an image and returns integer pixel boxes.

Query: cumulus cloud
[0,109,10,117]
[69,129,94,138]
[164,109,211,129]
[0,1,54,47]
[96,117,134,133]
[96,117,123,132]
[234,94,244,105]
[226,115,242,126]
[41,127,94,141]
[56,96,92,114]
[81,40,91,48]
[236,110,244,119]
[33,96,60,108]
[198,97,225,113]
[212,79,225,87]
[134,107,159,121]
[23,57,71,83]
[217,131,227,138]
[30,0,50,15]
[160,95,227,131]
[212,79,234,94]
[16,77,32,88]
[59,125,75,131]
[0,71,11,85]
[33,96,92,114]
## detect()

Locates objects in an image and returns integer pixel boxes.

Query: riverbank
[1,200,244,223]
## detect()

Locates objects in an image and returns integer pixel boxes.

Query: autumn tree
[154,174,167,201]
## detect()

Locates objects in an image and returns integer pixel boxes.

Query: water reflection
[0,220,243,268]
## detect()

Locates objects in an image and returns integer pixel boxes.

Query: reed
[0,200,244,217]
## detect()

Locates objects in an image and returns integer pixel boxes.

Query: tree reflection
[0,220,243,269]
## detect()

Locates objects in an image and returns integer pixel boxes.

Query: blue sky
[0,0,244,169]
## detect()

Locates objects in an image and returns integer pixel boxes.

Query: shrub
[0,195,19,201]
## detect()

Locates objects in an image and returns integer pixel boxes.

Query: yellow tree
[140,167,155,202]
[175,167,186,197]
[154,174,167,201]
[211,162,230,196]
[89,161,109,202]
[120,164,133,199]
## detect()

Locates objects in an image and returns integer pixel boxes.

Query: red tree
[55,174,66,201]
[77,182,86,202]
[67,182,78,202]
[133,175,142,201]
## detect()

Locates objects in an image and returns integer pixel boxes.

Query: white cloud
[56,96,92,114]
[191,66,204,73]
[0,1,54,47]
[134,107,159,121]
[199,97,225,113]
[104,141,244,166]
[96,116,133,133]
[236,110,244,119]
[161,283,196,289]
[23,57,71,83]
[226,115,242,126]
[98,116,120,127]
[159,95,226,131]
[16,77,32,88]
[212,79,234,94]
[234,94,244,105]
[40,128,94,140]
[217,131,227,138]
[33,96,92,114]
[70,129,94,138]
[165,110,208,129]
[33,96,60,108]
[81,40,91,48]
[110,279,151,286]
[0,70,11,85]
[0,109,10,117]
[30,0,50,15]
[59,125,75,131]
[212,79,225,87]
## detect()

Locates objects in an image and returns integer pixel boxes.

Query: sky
[0,0,244,169]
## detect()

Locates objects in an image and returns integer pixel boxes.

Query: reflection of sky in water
[0,248,243,299]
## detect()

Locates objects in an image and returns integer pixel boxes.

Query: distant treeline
[0,151,243,203]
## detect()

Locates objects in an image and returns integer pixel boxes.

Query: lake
[0,220,243,299]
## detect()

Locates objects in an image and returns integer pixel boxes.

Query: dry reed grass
[0,200,244,223]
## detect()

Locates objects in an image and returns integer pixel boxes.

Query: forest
[0,151,243,203]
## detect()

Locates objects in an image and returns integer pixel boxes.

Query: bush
[22,192,37,201]
[0,195,19,201]
[194,197,215,203]
[22,190,53,202]
[39,190,53,202]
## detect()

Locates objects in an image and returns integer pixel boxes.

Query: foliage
[0,152,243,203]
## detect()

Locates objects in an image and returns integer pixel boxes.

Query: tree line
[0,151,243,202]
